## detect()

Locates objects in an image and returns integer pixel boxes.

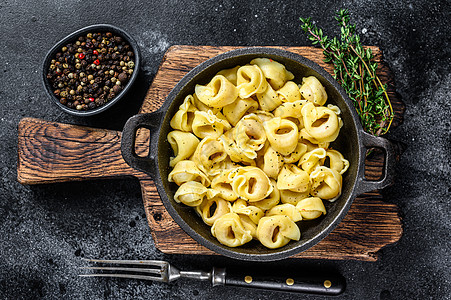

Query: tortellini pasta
[233,114,266,160]
[196,196,232,226]
[310,166,342,201]
[170,95,197,132]
[250,58,294,90]
[263,117,299,156]
[257,144,284,179]
[174,181,210,207]
[231,166,273,202]
[223,97,258,126]
[296,197,327,220]
[277,81,302,103]
[257,215,300,249]
[299,148,327,173]
[266,203,302,222]
[211,212,253,247]
[192,110,231,139]
[236,64,268,98]
[301,102,342,143]
[299,76,328,106]
[167,130,199,167]
[195,75,238,108]
[168,160,210,186]
[167,58,349,249]
[210,169,238,201]
[192,137,228,176]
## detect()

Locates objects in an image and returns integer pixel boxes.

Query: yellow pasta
[310,166,342,201]
[296,197,327,220]
[223,97,258,126]
[301,102,341,143]
[196,196,232,226]
[170,94,197,132]
[253,110,274,123]
[280,189,310,206]
[299,76,328,106]
[277,164,310,193]
[167,58,349,250]
[236,65,268,98]
[192,137,228,176]
[256,83,282,111]
[231,166,273,202]
[252,179,280,211]
[299,148,327,173]
[266,203,303,222]
[167,130,199,167]
[250,58,294,90]
[263,117,299,156]
[211,212,253,247]
[168,160,210,187]
[219,129,256,165]
[257,144,284,179]
[195,75,238,108]
[238,215,258,239]
[192,110,231,139]
[282,140,308,164]
[232,199,265,224]
[256,215,300,249]
[273,100,306,130]
[325,149,350,175]
[277,81,302,103]
[210,169,238,201]
[234,114,266,160]
[191,93,221,114]
[174,181,210,207]
[217,66,240,85]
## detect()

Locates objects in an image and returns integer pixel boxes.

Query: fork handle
[222,268,345,295]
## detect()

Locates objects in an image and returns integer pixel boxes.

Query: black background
[0,1,450,299]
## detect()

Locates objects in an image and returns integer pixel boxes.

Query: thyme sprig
[300,9,394,135]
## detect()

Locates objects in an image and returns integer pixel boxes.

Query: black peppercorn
[112,85,122,94]
[117,72,128,83]
[47,31,135,111]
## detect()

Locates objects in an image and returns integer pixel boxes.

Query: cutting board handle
[17,117,145,185]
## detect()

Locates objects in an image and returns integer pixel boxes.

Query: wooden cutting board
[17,45,404,261]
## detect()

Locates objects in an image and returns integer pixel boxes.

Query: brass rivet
[244,276,253,283]
[286,278,294,286]
[324,280,332,288]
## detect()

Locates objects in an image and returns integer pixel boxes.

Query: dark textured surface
[1,0,450,299]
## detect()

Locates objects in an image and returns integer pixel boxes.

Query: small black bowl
[42,24,141,116]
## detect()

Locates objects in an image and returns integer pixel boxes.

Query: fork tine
[83,259,167,268]
[79,274,166,282]
[81,266,163,275]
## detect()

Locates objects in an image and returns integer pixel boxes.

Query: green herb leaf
[299,9,394,135]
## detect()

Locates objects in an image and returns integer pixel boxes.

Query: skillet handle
[121,111,163,179]
[355,132,396,195]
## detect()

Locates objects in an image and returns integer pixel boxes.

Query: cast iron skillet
[121,47,395,261]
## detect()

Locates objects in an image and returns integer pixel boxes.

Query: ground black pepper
[46,31,135,111]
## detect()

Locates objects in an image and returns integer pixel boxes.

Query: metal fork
[80,259,345,295]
